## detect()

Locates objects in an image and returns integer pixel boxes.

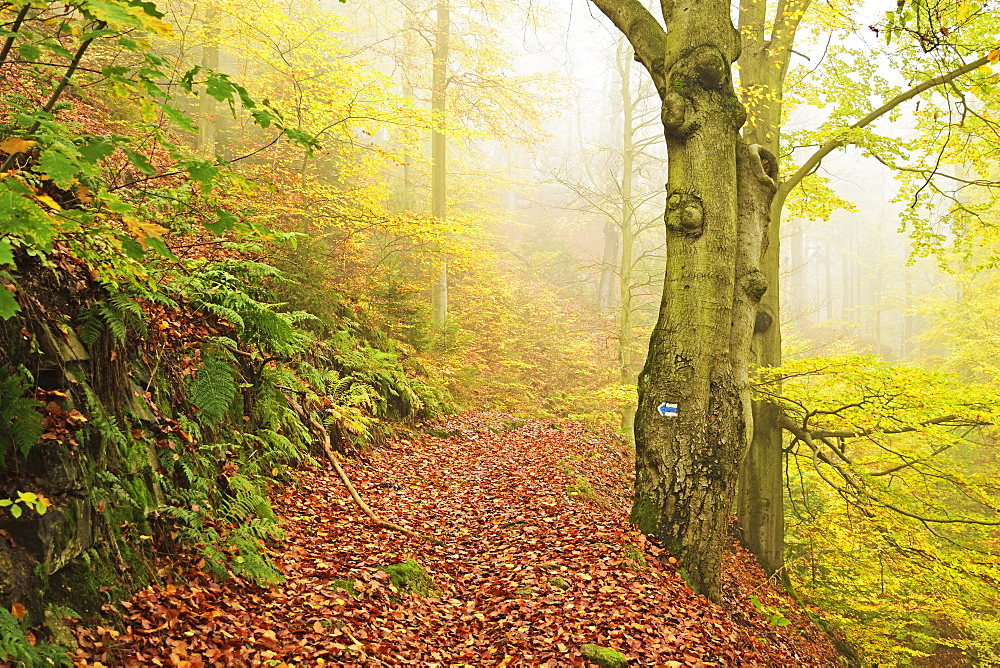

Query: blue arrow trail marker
[657,402,678,417]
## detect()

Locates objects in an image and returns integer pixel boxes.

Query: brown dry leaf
[73,412,841,666]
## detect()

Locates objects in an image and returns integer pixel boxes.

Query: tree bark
[734,0,808,578]
[622,0,772,601]
[430,0,449,326]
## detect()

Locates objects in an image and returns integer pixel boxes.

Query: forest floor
[72,412,844,666]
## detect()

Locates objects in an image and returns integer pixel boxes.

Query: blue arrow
[657,402,678,417]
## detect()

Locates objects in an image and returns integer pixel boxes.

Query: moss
[497,418,526,432]
[558,459,603,505]
[328,579,359,597]
[621,544,648,571]
[548,576,571,591]
[379,559,440,598]
[47,547,122,620]
[580,643,628,668]
[628,498,659,537]
[44,606,78,649]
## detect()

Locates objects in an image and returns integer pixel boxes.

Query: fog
[294,0,986,372]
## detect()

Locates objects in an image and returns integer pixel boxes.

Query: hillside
[70,412,844,666]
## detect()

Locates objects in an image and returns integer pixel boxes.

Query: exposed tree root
[287,395,444,546]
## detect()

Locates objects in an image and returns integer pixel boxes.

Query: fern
[0,366,43,465]
[0,608,72,667]
[76,290,146,347]
[188,347,238,425]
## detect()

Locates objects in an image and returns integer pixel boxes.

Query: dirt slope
[73,412,842,666]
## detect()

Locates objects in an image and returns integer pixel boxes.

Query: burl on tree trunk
[620,0,777,603]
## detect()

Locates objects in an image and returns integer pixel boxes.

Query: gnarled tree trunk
[594,0,777,601]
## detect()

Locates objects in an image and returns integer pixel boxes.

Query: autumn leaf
[122,216,169,250]
[0,138,36,155]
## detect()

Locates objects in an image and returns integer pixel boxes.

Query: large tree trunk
[628,1,774,602]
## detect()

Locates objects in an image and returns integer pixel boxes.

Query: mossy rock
[496,418,526,432]
[580,643,628,667]
[379,559,441,598]
[328,579,359,597]
[44,605,79,650]
[548,576,571,590]
[513,586,538,597]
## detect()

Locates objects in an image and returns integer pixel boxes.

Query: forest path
[73,412,838,666]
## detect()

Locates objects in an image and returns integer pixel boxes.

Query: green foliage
[0,365,43,466]
[0,491,51,519]
[761,355,1000,663]
[188,346,239,426]
[0,0,453,609]
[0,607,72,667]
[77,290,146,348]
[750,595,791,627]
[557,459,601,505]
[379,559,441,598]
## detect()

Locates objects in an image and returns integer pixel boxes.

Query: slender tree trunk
[902,272,913,357]
[734,0,808,578]
[787,220,805,325]
[826,245,835,321]
[198,4,219,157]
[598,221,620,314]
[842,233,853,320]
[401,16,417,212]
[430,0,449,326]
[618,40,636,437]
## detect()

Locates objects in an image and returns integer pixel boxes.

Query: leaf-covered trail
[75,412,841,666]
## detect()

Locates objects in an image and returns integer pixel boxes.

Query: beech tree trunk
[197,4,219,157]
[430,0,449,326]
[594,0,776,602]
[733,0,807,579]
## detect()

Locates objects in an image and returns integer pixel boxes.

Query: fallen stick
[286,396,444,546]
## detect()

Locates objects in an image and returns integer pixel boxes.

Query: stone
[548,576,571,590]
[44,606,79,650]
[379,559,441,598]
[580,644,628,668]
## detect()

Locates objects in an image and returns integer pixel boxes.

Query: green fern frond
[77,308,105,348]
[0,367,43,464]
[189,348,238,425]
[198,301,245,331]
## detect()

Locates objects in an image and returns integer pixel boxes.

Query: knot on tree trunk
[747,144,778,189]
[660,45,746,140]
[665,189,705,236]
